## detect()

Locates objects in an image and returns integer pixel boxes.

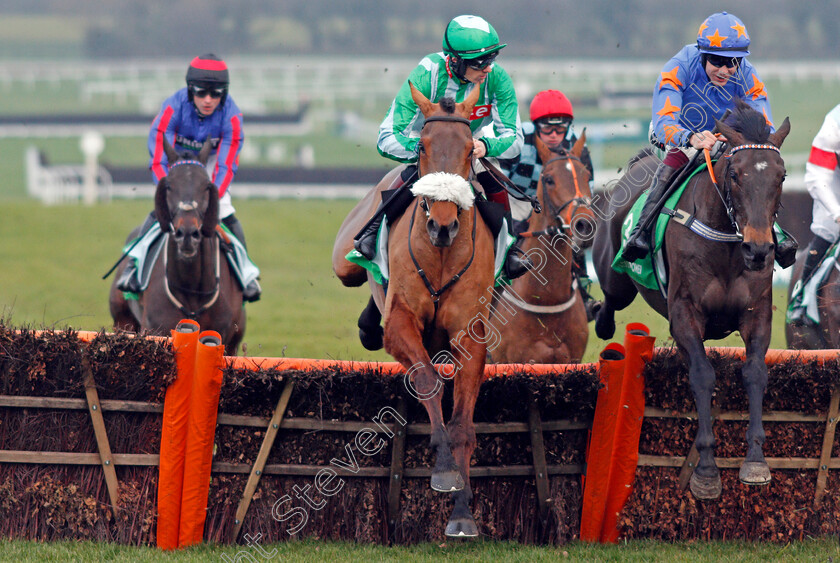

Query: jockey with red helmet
[500,89,593,199]
[499,89,599,319]
[621,12,797,268]
[116,54,260,302]
[355,15,531,280]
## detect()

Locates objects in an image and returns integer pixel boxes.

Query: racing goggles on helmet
[466,51,499,70]
[191,85,226,99]
[537,116,572,135]
[705,54,742,69]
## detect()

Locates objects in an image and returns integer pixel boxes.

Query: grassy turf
[0,537,837,561]
[0,198,793,363]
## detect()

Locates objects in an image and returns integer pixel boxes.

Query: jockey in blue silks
[116,53,260,302]
[621,11,797,268]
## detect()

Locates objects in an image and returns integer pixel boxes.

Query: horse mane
[722,99,771,144]
[439,97,456,114]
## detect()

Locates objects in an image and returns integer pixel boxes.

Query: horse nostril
[174,228,185,240]
[574,219,594,238]
[191,230,201,241]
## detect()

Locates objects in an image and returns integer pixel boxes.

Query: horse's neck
[166,236,217,293]
[518,214,575,299]
[685,161,732,230]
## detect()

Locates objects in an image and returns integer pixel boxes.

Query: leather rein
[407,113,478,306]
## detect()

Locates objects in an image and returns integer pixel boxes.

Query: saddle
[122,223,259,296]
[345,187,516,287]
[612,163,712,294]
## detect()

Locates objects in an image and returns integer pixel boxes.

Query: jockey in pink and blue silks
[116,53,260,302]
[621,11,797,268]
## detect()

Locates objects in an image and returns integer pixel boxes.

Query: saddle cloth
[610,164,706,292]
[122,222,260,296]
[345,203,517,287]
[793,243,840,326]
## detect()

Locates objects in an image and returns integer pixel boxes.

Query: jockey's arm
[805,107,840,221]
[212,107,244,198]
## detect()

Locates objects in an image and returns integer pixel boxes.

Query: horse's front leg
[384,295,463,493]
[670,305,721,499]
[738,300,772,486]
[444,332,487,538]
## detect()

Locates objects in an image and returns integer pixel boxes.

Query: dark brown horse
[333,84,495,537]
[593,102,790,499]
[109,139,245,355]
[490,133,595,363]
[785,249,840,348]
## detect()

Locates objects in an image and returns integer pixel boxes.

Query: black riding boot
[354,165,418,260]
[621,162,679,262]
[222,214,262,303]
[115,211,158,293]
[788,235,832,326]
[573,251,602,322]
[773,225,799,269]
[477,170,533,279]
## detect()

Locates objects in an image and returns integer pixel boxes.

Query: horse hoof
[431,470,464,493]
[739,461,771,486]
[358,327,383,351]
[594,310,615,340]
[445,517,478,538]
[689,472,722,500]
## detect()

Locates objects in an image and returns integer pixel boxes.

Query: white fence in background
[25,146,113,205]
[3,57,840,116]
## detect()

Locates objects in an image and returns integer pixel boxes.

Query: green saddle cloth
[611,163,709,291]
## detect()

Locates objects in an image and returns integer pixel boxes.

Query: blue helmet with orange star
[696,12,750,57]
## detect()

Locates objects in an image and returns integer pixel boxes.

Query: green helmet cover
[442,15,506,59]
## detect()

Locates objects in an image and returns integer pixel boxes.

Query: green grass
[0,198,792,363]
[0,537,837,561]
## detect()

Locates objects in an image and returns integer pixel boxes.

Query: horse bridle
[707,143,782,238]
[521,150,592,239]
[162,158,222,319]
[406,113,478,305]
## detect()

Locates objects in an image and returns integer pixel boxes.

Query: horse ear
[768,117,791,149]
[201,184,219,238]
[571,128,587,158]
[162,136,179,164]
[715,119,744,147]
[409,82,435,117]
[458,83,482,119]
[154,178,172,232]
[197,136,214,165]
[535,133,552,165]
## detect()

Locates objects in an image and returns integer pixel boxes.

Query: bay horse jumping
[785,251,840,349]
[332,84,495,537]
[109,139,245,355]
[592,101,790,499]
[490,133,595,363]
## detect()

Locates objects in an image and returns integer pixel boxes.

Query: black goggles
[466,52,498,70]
[705,54,742,69]
[191,85,225,99]
[537,118,571,135]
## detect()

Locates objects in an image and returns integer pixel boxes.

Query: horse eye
[542,175,554,186]
[418,142,426,155]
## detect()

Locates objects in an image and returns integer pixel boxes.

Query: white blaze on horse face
[565,162,573,172]
[411,172,475,210]
[754,161,768,172]
[178,201,198,211]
